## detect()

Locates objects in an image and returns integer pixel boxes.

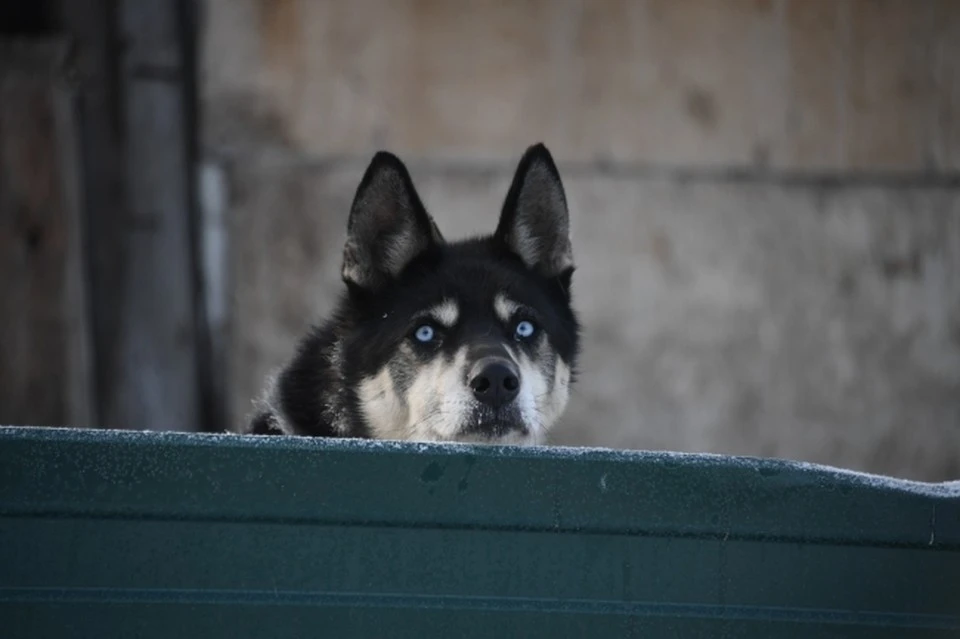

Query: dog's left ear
[342,151,444,292]
[495,143,573,279]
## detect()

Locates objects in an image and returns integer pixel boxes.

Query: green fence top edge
[3,424,957,498]
[1,425,958,549]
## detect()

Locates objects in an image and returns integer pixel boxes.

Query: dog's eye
[414,324,436,343]
[514,320,536,340]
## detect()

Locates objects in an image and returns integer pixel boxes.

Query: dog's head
[339,144,579,445]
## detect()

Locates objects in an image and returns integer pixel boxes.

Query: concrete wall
[201,0,960,481]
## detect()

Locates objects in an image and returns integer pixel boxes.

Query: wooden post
[96,0,202,430]
[0,40,97,428]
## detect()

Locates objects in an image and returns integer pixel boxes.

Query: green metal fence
[1,426,958,637]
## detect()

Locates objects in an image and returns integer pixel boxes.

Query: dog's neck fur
[250,315,358,438]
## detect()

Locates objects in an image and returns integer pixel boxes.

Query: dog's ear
[342,151,444,291]
[495,143,573,279]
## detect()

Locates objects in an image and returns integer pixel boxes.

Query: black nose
[469,358,521,408]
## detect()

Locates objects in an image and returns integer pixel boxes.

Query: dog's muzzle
[468,356,520,409]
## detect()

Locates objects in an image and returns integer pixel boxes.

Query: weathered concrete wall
[201,0,960,481]
[224,161,960,481]
[0,41,96,429]
[203,0,960,170]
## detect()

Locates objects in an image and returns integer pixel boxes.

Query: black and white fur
[245,143,580,445]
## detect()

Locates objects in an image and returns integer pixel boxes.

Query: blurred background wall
[1,0,958,481]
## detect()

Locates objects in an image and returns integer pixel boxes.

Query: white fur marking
[358,368,409,440]
[543,357,571,428]
[405,348,474,441]
[494,294,520,323]
[358,348,475,443]
[356,342,571,446]
[513,352,571,445]
[421,299,459,327]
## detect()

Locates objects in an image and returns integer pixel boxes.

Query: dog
[244,143,580,446]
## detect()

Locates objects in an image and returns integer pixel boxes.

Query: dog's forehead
[412,279,529,325]
[397,254,537,315]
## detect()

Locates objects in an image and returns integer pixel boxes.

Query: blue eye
[514,320,536,340]
[414,324,435,343]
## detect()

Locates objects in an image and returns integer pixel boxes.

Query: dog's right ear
[341,152,444,291]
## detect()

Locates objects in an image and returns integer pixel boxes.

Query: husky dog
[245,143,579,445]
